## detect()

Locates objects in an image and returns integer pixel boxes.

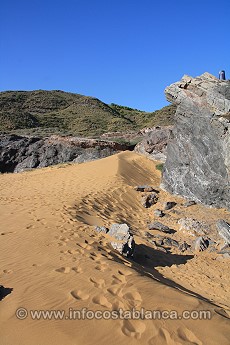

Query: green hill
[0,90,175,137]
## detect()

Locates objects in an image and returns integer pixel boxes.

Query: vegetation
[156,163,164,172]
[0,90,176,137]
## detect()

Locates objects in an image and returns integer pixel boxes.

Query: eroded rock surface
[161,72,230,209]
[0,134,132,173]
[134,126,172,162]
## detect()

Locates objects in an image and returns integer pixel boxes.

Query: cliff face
[161,72,230,209]
[0,135,132,173]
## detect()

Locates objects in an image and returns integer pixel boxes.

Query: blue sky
[1,0,229,111]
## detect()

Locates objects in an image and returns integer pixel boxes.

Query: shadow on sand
[106,242,221,308]
[0,285,13,301]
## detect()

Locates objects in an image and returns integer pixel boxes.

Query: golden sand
[0,151,229,344]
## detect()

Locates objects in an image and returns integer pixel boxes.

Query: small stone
[154,209,165,217]
[217,244,230,254]
[216,253,230,260]
[163,237,179,248]
[216,220,230,245]
[163,201,177,210]
[141,193,158,208]
[193,237,209,252]
[94,226,108,234]
[135,185,159,193]
[183,200,196,207]
[179,242,190,252]
[155,239,164,246]
[156,247,167,253]
[148,221,173,234]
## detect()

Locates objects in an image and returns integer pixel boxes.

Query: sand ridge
[0,151,229,344]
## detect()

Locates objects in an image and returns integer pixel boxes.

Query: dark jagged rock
[161,73,230,209]
[183,200,196,208]
[134,185,159,193]
[141,193,158,208]
[216,220,230,245]
[163,237,179,248]
[148,221,174,234]
[179,242,190,252]
[163,201,177,210]
[0,134,132,173]
[154,209,165,217]
[217,245,230,256]
[134,126,173,162]
[193,237,209,252]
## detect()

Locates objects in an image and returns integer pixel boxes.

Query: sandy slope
[0,151,229,345]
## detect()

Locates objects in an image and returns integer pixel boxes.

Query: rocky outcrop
[216,220,230,245]
[161,72,230,209]
[0,134,132,173]
[134,126,172,162]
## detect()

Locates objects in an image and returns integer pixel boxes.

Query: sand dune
[0,151,229,345]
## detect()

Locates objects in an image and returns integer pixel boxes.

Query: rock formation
[95,223,136,257]
[161,72,230,209]
[134,126,172,162]
[0,134,132,173]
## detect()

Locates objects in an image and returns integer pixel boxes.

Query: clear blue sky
[1,0,229,111]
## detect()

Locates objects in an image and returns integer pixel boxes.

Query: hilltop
[0,90,175,137]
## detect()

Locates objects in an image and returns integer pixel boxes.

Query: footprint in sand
[1,231,14,235]
[112,300,125,311]
[60,237,69,242]
[60,250,68,254]
[92,294,112,308]
[68,249,78,255]
[55,267,71,274]
[107,286,123,297]
[72,266,83,273]
[58,242,67,247]
[3,269,13,274]
[177,327,203,345]
[118,269,133,276]
[85,239,95,245]
[123,291,142,307]
[89,252,102,261]
[77,242,92,250]
[149,327,183,345]
[71,290,89,301]
[112,274,127,285]
[121,319,146,340]
[75,248,85,255]
[95,264,108,272]
[94,259,109,272]
[90,277,105,289]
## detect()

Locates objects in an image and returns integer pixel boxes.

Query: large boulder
[161,73,230,209]
[107,223,135,257]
